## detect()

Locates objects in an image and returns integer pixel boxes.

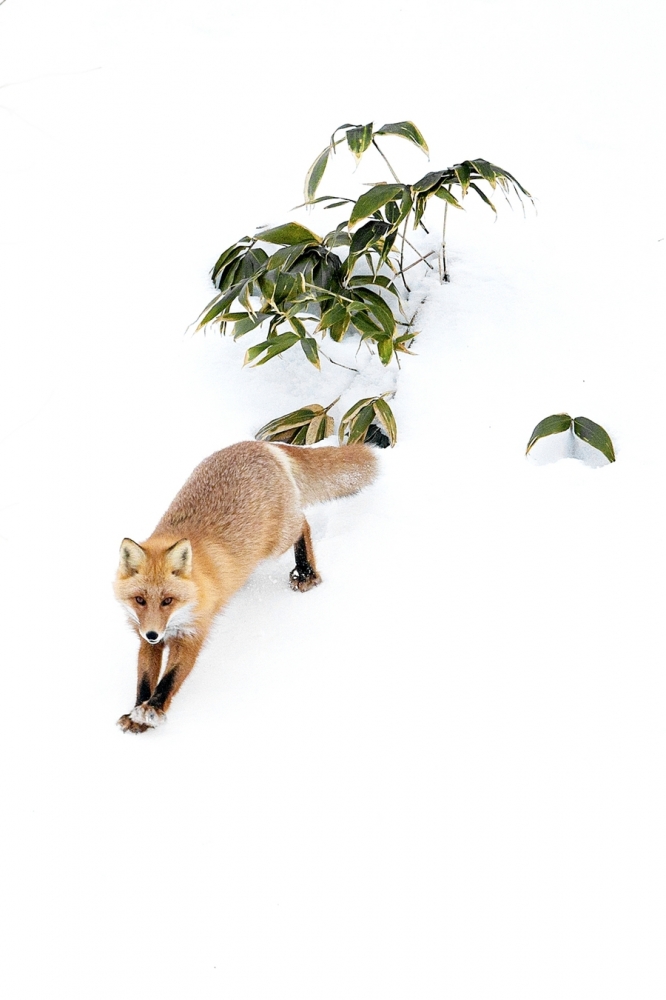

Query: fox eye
[161,597,173,607]
[135,596,146,606]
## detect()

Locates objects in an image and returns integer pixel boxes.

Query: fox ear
[119,538,146,576]
[165,538,192,576]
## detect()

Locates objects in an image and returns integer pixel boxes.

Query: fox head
[114,537,198,644]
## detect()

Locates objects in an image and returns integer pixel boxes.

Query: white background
[1,1,664,997]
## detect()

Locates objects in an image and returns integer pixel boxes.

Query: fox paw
[289,568,322,593]
[117,713,150,734]
[130,703,167,728]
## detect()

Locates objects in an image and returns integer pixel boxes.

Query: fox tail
[273,443,378,506]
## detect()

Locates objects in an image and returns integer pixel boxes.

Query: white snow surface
[1,2,665,998]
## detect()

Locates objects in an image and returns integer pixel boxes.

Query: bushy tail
[274,443,378,506]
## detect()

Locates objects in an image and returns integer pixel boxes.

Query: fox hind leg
[290,520,322,593]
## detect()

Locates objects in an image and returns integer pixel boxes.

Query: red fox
[114,440,377,733]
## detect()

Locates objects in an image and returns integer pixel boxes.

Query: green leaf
[468,182,497,214]
[374,121,429,156]
[287,315,308,339]
[349,183,405,227]
[323,227,352,249]
[353,288,396,338]
[317,302,347,332]
[255,223,322,246]
[454,161,471,193]
[331,123,360,147]
[266,242,315,272]
[212,239,253,285]
[304,413,326,444]
[412,169,449,194]
[349,219,392,256]
[300,337,321,369]
[470,158,498,188]
[351,311,384,339]
[340,396,378,424]
[196,282,246,328]
[376,336,393,365]
[347,273,401,298]
[329,313,351,342]
[434,186,464,209]
[525,413,573,454]
[304,146,331,203]
[232,313,272,339]
[346,123,374,160]
[244,332,300,366]
[373,397,398,445]
[573,416,616,463]
[338,400,375,444]
[255,405,324,439]
[293,195,355,210]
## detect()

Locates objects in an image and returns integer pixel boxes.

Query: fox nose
[145,631,160,643]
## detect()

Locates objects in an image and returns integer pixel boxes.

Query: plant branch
[371,138,401,182]
[398,233,434,270]
[399,216,411,291]
[400,251,435,275]
[319,349,359,373]
[440,188,451,283]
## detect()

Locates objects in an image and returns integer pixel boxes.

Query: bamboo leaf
[376,336,394,365]
[305,413,326,444]
[349,219,392,256]
[454,161,471,193]
[346,123,374,160]
[374,121,429,156]
[300,337,321,369]
[331,123,359,147]
[412,169,449,194]
[470,158,498,188]
[573,416,616,463]
[232,313,272,339]
[266,242,316,272]
[197,282,246,328]
[288,316,308,339]
[323,227,352,249]
[349,183,405,227]
[304,146,331,203]
[255,223,322,246]
[244,332,299,366]
[212,239,253,286]
[293,194,354,210]
[373,397,398,445]
[340,396,378,424]
[353,288,396,338]
[525,413,573,454]
[468,182,497,214]
[255,405,324,440]
[351,311,384,338]
[339,402,376,444]
[329,313,351,342]
[434,186,464,209]
[292,425,309,445]
[317,302,348,332]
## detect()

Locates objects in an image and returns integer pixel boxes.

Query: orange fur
[114,440,377,732]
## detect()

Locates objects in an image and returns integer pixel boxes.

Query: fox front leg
[129,634,205,730]
[117,639,163,734]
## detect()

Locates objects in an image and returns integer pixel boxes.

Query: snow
[1,1,665,997]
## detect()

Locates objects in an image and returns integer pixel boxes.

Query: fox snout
[144,630,162,644]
